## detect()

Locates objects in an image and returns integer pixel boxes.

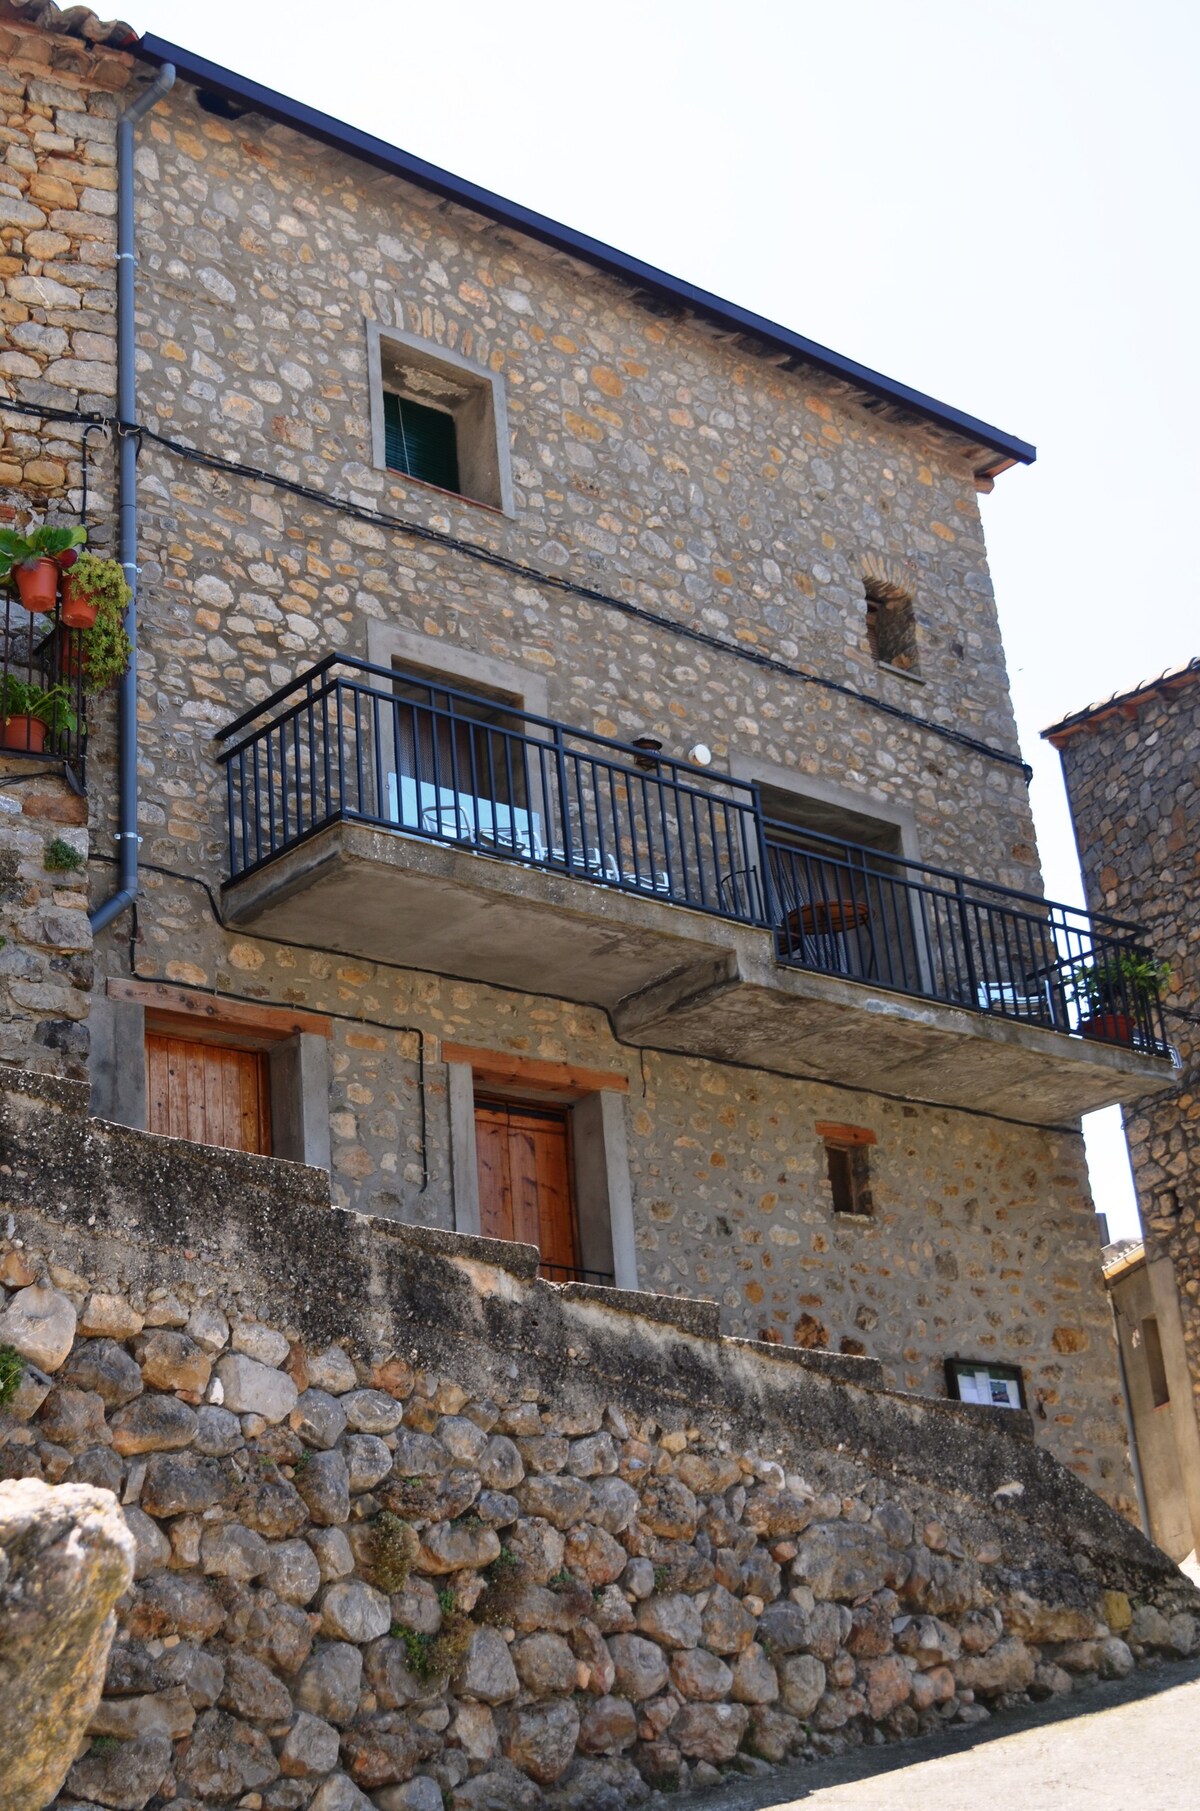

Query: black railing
[217,656,1169,1058]
[763,821,1169,1056]
[538,1261,617,1287]
[218,655,768,926]
[0,590,88,783]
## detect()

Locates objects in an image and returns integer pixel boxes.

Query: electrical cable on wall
[90,853,429,1191]
[92,854,1085,1141]
[0,391,1035,780]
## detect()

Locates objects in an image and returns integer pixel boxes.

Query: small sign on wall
[944,1357,1026,1412]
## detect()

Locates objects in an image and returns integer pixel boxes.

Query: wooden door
[145,1033,272,1156]
[474,1100,580,1280]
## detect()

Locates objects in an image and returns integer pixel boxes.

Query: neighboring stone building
[1103,1237,1200,1563]
[1047,660,1200,1551]
[0,0,1182,1525]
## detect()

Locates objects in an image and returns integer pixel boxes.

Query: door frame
[444,1043,638,1291]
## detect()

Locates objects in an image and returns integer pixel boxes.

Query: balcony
[217,657,1178,1123]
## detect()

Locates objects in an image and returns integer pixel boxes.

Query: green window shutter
[383,391,461,494]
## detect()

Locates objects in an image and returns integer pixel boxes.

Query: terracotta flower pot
[14,556,60,614]
[59,574,97,629]
[1080,1011,1134,1045]
[1,714,47,753]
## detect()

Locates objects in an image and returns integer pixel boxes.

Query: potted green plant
[1075,951,1170,1044]
[0,674,78,753]
[60,549,131,633]
[0,522,86,614]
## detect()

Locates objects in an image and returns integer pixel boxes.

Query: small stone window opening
[1143,1315,1170,1407]
[864,577,919,674]
[370,325,512,513]
[817,1122,875,1217]
[825,1142,872,1216]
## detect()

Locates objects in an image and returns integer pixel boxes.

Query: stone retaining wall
[0,1065,1196,1811]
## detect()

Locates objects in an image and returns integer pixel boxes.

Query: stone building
[1102,1236,1200,1564]
[1046,661,1200,1549]
[0,1,1181,1515]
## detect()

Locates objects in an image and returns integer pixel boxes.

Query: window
[386,660,534,854]
[818,1121,875,1217]
[1142,1316,1171,1407]
[864,577,919,673]
[383,391,460,493]
[367,322,513,513]
[945,1357,1026,1411]
[762,783,921,987]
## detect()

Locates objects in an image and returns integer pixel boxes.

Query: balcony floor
[222,819,1178,1126]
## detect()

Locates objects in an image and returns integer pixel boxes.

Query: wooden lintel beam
[441,1042,629,1096]
[107,977,332,1042]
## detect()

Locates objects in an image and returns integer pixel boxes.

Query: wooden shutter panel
[473,1101,581,1280]
[145,1033,272,1156]
[383,391,461,493]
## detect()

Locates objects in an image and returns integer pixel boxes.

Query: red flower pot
[1,714,48,753]
[59,575,97,629]
[14,556,60,614]
[1080,1012,1134,1045]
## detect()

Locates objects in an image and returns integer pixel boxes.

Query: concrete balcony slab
[222,819,1178,1126]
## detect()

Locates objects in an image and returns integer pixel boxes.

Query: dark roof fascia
[135,33,1035,476]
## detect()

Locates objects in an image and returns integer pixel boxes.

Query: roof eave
[133,33,1035,479]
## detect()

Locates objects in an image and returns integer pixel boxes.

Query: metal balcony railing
[762,822,1170,1057]
[1,589,88,784]
[217,656,1169,1058]
[218,655,770,926]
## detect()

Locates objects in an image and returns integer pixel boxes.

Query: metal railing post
[553,722,574,872]
[954,874,979,1008]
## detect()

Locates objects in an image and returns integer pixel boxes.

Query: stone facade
[0,9,1142,1525]
[1,1065,1197,1810]
[1048,666,1200,1415]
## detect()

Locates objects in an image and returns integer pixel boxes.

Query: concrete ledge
[724,1334,885,1387]
[376,1217,541,1282]
[561,1281,722,1340]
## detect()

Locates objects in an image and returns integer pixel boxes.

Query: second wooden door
[474,1100,581,1280]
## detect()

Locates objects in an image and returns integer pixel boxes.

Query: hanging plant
[61,548,132,645]
[0,522,86,614]
[72,560,133,696]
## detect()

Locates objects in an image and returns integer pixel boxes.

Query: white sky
[125,0,1200,1236]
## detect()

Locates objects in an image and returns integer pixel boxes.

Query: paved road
[675,1659,1200,1811]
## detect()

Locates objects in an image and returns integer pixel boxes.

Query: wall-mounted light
[631,736,663,770]
[687,743,713,767]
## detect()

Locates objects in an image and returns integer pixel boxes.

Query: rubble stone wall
[0,1065,1196,1811]
[0,10,125,530]
[1054,674,1200,1407]
[0,760,91,1079]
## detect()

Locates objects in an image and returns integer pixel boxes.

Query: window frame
[366,320,514,516]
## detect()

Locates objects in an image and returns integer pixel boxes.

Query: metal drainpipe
[90,62,176,934]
